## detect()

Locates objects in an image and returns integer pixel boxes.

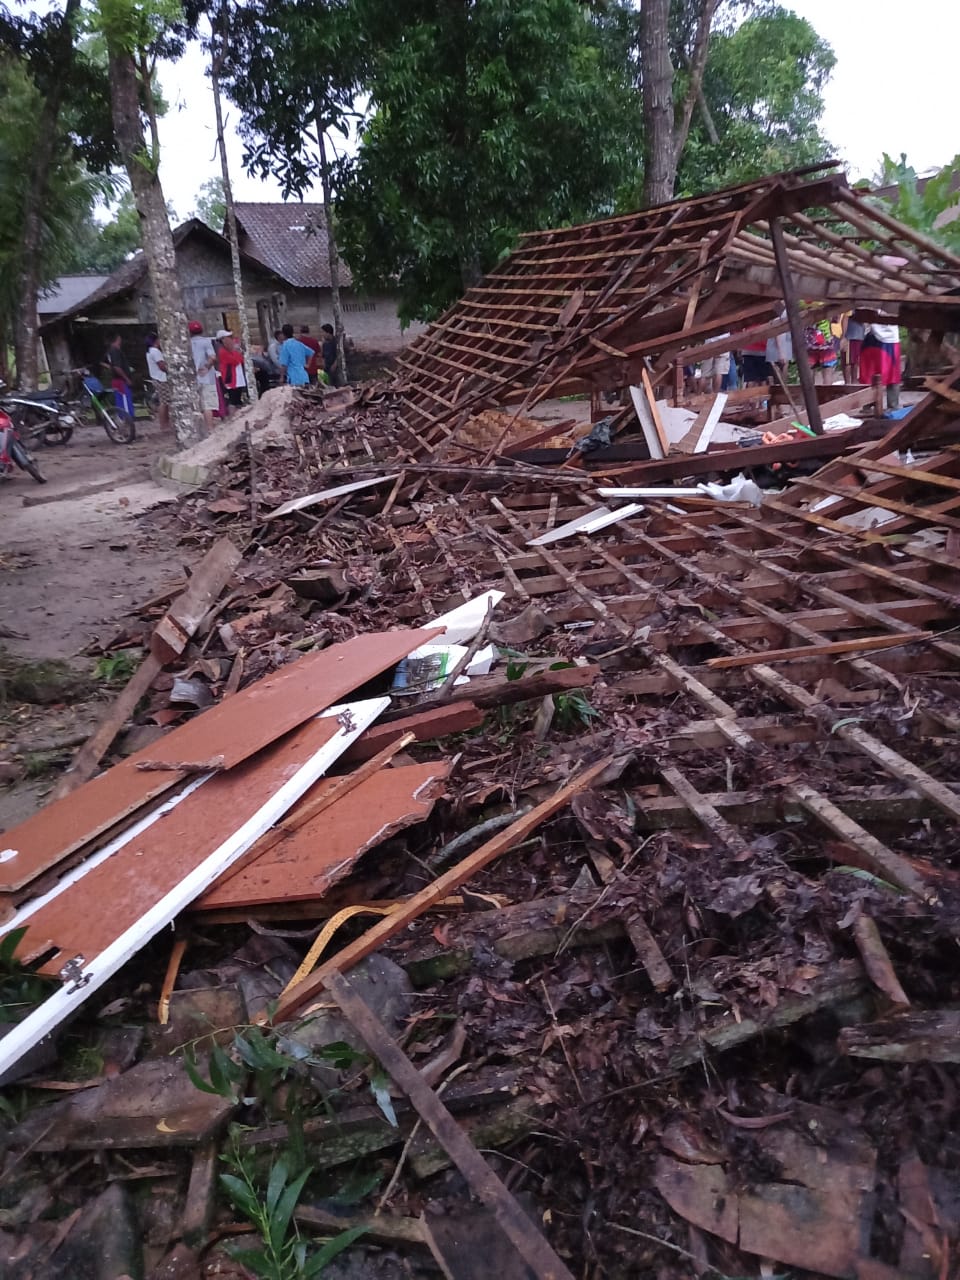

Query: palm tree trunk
[14,0,81,390]
[211,14,257,401]
[105,46,202,448]
[315,123,347,384]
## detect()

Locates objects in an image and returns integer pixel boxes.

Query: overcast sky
[155,0,957,217]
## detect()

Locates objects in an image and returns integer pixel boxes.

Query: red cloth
[299,334,321,378]
[218,346,245,389]
[848,338,862,379]
[859,341,901,386]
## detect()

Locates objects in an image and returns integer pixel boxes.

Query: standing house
[40,207,421,385]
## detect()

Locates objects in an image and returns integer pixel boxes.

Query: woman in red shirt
[216,331,247,414]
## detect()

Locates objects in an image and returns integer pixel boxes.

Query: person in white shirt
[145,334,170,431]
[860,319,902,410]
[189,320,218,429]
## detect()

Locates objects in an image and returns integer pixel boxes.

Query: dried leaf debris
[4,168,960,1279]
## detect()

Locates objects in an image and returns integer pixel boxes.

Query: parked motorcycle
[0,408,45,484]
[0,382,75,447]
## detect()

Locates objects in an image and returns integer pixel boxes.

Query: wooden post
[673,359,684,405]
[769,217,824,436]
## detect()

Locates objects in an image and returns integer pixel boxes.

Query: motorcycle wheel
[42,420,73,446]
[9,438,46,484]
[101,406,136,444]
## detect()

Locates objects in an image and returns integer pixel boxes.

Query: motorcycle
[0,408,45,484]
[0,382,75,448]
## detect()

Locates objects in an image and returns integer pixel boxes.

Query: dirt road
[1,416,193,829]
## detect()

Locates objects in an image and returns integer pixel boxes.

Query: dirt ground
[0,414,190,830]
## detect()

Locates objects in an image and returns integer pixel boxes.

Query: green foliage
[671,5,835,198]
[871,153,960,254]
[335,0,639,322]
[94,648,138,683]
[0,56,112,348]
[220,1142,365,1279]
[552,688,600,731]
[63,189,143,273]
[192,175,226,230]
[0,927,57,1026]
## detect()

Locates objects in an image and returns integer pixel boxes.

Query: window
[342,300,377,313]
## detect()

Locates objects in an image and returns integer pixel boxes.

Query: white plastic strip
[580,503,645,534]
[428,590,505,644]
[266,475,399,520]
[693,393,728,453]
[527,508,611,546]
[629,385,666,460]
[597,487,704,499]
[0,697,388,1079]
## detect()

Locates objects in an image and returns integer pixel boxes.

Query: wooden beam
[270,757,615,1023]
[769,217,824,435]
[705,632,932,669]
[322,970,577,1280]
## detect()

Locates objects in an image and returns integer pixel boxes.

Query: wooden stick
[270,756,614,1023]
[323,969,577,1280]
[705,632,931,669]
[769,216,824,435]
[51,538,242,798]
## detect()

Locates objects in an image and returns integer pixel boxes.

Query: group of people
[687,309,904,409]
[118,317,342,434]
[267,323,340,388]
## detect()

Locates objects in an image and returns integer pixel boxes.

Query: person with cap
[145,333,170,431]
[189,320,218,430]
[216,329,247,414]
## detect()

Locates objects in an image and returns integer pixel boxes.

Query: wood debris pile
[2,364,960,1278]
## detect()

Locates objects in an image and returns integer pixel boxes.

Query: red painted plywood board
[198,761,449,910]
[11,714,344,972]
[0,628,438,895]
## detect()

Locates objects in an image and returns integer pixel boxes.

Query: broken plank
[342,701,482,762]
[322,969,577,1280]
[663,963,868,1070]
[197,760,448,911]
[378,662,600,723]
[692,393,728,453]
[51,537,243,800]
[705,632,931,669]
[839,1010,960,1063]
[271,756,615,1023]
[0,628,437,895]
[265,474,399,519]
[0,699,388,1080]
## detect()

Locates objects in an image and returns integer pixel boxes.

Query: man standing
[268,328,283,364]
[189,320,218,430]
[145,333,170,431]
[104,333,134,421]
[216,330,247,415]
[321,323,339,386]
[298,325,321,385]
[278,323,314,386]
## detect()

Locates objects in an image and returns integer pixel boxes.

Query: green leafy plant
[94,650,138,683]
[552,688,601,731]
[220,1142,365,1279]
[0,927,57,1026]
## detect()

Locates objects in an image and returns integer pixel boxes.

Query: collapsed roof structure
[5,167,960,1279]
[391,162,960,450]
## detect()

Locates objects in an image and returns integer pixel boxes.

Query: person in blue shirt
[278,323,314,387]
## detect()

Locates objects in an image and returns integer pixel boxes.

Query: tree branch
[673,0,719,163]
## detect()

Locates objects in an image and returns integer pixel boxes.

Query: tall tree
[0,55,109,381]
[872,153,960,255]
[637,0,719,206]
[218,0,365,381]
[63,188,143,273]
[0,2,117,386]
[208,5,256,400]
[674,5,835,196]
[94,0,203,447]
[192,175,226,229]
[335,0,638,323]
